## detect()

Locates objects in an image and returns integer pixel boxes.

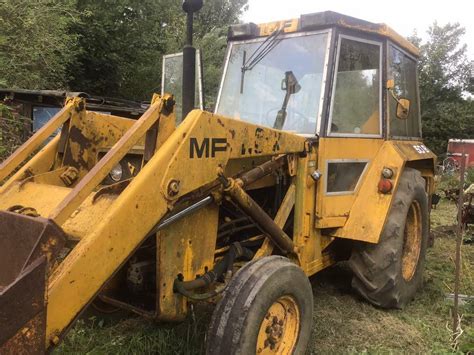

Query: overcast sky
[242,0,473,59]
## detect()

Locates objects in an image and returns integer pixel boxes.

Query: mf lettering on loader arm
[189,137,228,158]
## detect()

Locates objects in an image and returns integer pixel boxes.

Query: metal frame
[161,51,204,110]
[324,158,370,196]
[214,29,332,136]
[327,34,384,139]
[386,42,423,140]
[315,30,333,135]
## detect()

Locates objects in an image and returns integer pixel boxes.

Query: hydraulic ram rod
[223,178,295,255]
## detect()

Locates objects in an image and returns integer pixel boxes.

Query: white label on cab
[413,144,430,154]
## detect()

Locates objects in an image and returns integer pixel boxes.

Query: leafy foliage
[68,0,172,100]
[0,0,80,89]
[0,0,247,102]
[195,27,228,110]
[409,23,473,154]
[68,0,248,101]
[0,103,30,161]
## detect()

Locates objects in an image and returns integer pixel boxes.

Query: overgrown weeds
[57,200,474,354]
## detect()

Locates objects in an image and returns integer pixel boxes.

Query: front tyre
[206,256,313,355]
[350,168,429,309]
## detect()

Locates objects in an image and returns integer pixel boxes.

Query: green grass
[56,200,474,354]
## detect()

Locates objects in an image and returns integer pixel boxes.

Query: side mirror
[387,79,411,120]
[396,98,410,120]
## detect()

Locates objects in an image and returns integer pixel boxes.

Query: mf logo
[190,137,227,158]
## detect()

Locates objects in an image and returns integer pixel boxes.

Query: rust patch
[63,125,92,170]
[0,257,47,354]
[0,211,66,287]
[272,141,281,152]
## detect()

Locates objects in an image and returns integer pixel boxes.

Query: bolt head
[382,167,394,179]
[311,170,322,181]
[167,179,180,197]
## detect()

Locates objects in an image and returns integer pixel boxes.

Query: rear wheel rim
[401,200,422,281]
[256,295,300,354]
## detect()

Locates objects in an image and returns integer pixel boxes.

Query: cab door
[316,35,384,228]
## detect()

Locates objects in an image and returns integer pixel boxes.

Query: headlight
[109,163,123,182]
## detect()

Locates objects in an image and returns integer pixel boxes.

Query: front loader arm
[28,99,305,347]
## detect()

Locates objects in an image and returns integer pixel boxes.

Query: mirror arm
[388,87,404,107]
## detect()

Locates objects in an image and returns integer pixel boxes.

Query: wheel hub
[401,200,422,281]
[256,296,300,354]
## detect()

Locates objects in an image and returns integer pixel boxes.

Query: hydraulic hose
[174,242,253,300]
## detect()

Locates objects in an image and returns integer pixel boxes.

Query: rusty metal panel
[61,111,142,177]
[49,95,166,225]
[0,257,47,354]
[0,211,66,287]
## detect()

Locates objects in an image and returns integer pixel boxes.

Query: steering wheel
[264,107,312,131]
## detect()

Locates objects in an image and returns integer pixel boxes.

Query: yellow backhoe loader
[0,7,435,354]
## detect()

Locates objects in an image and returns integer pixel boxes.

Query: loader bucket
[0,211,67,354]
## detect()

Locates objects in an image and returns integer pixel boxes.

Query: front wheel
[349,168,429,309]
[206,256,313,354]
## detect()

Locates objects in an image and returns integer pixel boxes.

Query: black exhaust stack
[182,0,203,118]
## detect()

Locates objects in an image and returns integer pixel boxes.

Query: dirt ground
[57,199,474,354]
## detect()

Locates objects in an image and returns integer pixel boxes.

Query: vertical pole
[452,151,466,347]
[181,1,202,119]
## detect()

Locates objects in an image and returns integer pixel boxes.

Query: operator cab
[215,11,421,140]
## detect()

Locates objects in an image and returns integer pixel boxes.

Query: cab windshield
[216,31,330,135]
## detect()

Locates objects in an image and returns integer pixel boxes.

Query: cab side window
[388,45,421,137]
[329,36,382,136]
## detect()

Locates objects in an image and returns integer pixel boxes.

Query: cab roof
[229,11,419,57]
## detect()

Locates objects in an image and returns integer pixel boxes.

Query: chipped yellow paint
[316,138,384,227]
[331,141,404,243]
[43,105,306,340]
[156,206,218,320]
[0,86,436,352]
[255,12,419,57]
[401,200,422,281]
[293,148,335,275]
[258,18,299,36]
[0,182,72,217]
[0,97,83,183]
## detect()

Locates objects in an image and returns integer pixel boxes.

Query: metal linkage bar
[50,95,169,225]
[0,97,83,182]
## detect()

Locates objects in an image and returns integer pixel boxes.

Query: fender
[331,140,435,244]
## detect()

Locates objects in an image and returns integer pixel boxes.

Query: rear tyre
[206,256,313,355]
[350,168,429,309]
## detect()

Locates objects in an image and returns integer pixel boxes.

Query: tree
[68,0,248,102]
[409,23,473,154]
[0,0,80,89]
[68,0,174,101]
